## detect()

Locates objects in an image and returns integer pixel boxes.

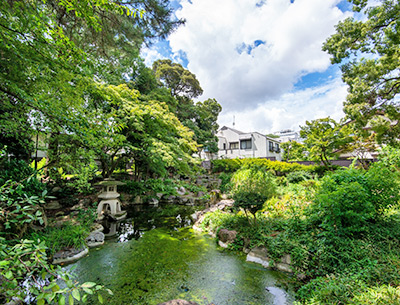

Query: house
[273,129,301,143]
[206,126,282,160]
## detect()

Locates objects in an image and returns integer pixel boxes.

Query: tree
[152,59,203,99]
[0,0,182,158]
[87,84,198,179]
[231,167,277,225]
[281,140,308,161]
[323,0,400,145]
[300,118,350,169]
[152,59,222,154]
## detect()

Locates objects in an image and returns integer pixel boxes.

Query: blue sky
[142,0,355,134]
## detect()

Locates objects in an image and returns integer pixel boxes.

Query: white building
[273,129,301,143]
[209,126,282,160]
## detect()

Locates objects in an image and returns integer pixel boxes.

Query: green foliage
[307,165,400,236]
[286,171,313,184]
[0,182,46,239]
[300,117,351,168]
[377,146,400,169]
[323,0,400,145]
[0,159,46,197]
[0,157,47,239]
[218,172,233,193]
[30,224,88,257]
[153,59,203,99]
[281,141,308,161]
[231,168,277,223]
[212,158,315,174]
[0,238,112,304]
[201,156,400,304]
[121,178,178,198]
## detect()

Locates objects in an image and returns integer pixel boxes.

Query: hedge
[211,158,316,174]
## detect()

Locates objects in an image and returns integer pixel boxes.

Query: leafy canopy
[323,0,400,145]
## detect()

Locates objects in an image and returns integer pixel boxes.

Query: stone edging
[52,247,89,265]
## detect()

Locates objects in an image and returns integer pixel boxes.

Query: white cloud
[140,47,165,67]
[168,0,350,112]
[218,75,348,133]
[140,0,353,132]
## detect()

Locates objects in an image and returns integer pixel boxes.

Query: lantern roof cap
[95,178,125,186]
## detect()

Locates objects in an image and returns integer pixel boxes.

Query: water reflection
[69,204,295,305]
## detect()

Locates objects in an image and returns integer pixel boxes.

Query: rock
[134,196,143,204]
[156,193,164,199]
[71,202,85,211]
[197,191,205,198]
[54,211,65,217]
[86,231,105,248]
[45,200,62,210]
[175,196,183,204]
[51,186,62,193]
[167,195,176,202]
[91,223,104,233]
[52,247,89,265]
[157,300,199,305]
[78,198,92,206]
[218,229,237,244]
[185,198,195,206]
[297,273,307,281]
[276,254,293,273]
[148,198,159,206]
[246,246,270,268]
[176,186,186,196]
[210,189,221,205]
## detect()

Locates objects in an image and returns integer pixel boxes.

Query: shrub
[231,168,277,224]
[307,165,400,236]
[0,159,45,198]
[211,158,316,175]
[286,170,313,184]
[218,172,233,193]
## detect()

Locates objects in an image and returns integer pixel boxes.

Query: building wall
[215,127,282,161]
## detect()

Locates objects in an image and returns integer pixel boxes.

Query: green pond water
[67,204,295,305]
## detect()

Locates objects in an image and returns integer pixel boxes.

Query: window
[269,141,274,151]
[275,143,280,153]
[223,143,226,150]
[240,139,252,149]
[229,142,239,149]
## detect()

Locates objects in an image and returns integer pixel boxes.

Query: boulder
[157,300,199,305]
[85,231,105,248]
[246,246,270,268]
[134,196,143,204]
[148,198,159,206]
[218,229,237,248]
[276,254,293,273]
[45,200,62,210]
[52,246,88,265]
[219,229,234,241]
[176,186,186,196]
[91,223,104,233]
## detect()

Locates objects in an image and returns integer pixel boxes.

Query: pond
[67,204,295,305]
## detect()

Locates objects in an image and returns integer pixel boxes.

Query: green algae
[68,205,294,304]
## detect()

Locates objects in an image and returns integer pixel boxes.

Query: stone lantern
[96,179,127,221]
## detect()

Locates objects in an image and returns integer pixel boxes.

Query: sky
[141,0,355,134]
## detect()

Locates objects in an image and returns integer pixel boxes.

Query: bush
[307,165,400,236]
[0,159,45,198]
[231,168,277,224]
[211,158,316,174]
[218,172,233,193]
[286,170,313,184]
